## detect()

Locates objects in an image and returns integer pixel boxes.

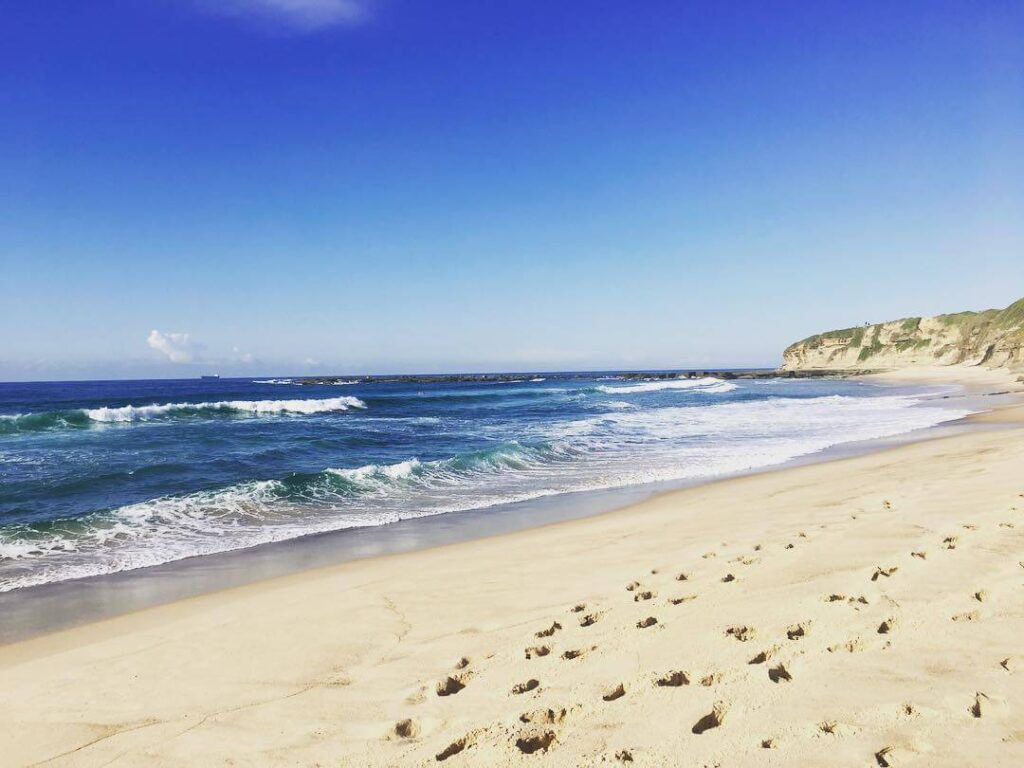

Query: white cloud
[147,330,201,364]
[204,0,369,31]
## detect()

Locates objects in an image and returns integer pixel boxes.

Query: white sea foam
[84,396,366,422]
[555,394,960,446]
[596,376,738,394]
[327,458,423,486]
[255,378,357,385]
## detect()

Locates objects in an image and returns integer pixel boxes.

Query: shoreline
[2,366,1023,766]
[0,372,1017,645]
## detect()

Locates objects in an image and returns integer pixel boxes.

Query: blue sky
[2,1,1022,380]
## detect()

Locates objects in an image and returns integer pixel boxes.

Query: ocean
[0,373,972,593]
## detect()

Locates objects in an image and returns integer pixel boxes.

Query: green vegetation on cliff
[857,325,884,361]
[995,297,1024,329]
[783,296,1024,372]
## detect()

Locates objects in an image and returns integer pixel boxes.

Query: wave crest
[0,396,366,433]
[596,376,738,394]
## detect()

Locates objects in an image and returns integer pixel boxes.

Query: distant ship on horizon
[200,374,220,380]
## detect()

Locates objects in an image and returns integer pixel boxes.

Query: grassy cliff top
[994,297,1024,329]
[789,297,1023,352]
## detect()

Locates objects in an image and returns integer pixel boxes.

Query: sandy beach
[2,370,1023,767]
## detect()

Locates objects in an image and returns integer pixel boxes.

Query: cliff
[782,297,1024,373]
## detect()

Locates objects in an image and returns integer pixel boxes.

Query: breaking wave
[0,441,578,590]
[0,396,366,433]
[596,377,739,394]
[0,389,972,591]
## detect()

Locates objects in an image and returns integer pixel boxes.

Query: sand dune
[1,390,1024,766]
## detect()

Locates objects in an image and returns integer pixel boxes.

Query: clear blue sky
[2,0,1022,380]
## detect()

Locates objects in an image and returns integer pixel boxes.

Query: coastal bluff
[782,296,1024,373]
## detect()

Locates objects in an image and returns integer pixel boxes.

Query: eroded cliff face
[782,297,1024,372]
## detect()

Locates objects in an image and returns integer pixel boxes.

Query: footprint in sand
[875,746,904,767]
[633,590,656,602]
[675,572,691,582]
[827,637,865,654]
[625,581,641,592]
[603,683,627,702]
[579,612,603,628]
[725,625,756,642]
[876,742,930,767]
[514,730,557,755]
[973,590,988,603]
[825,593,869,606]
[669,594,697,606]
[636,616,658,629]
[570,603,586,613]
[525,645,551,660]
[692,701,729,734]
[818,720,851,736]
[748,646,778,665]
[721,573,737,583]
[872,566,899,581]
[911,551,927,560]
[768,662,793,683]
[436,673,471,697]
[655,670,690,687]
[535,621,562,638]
[393,718,419,739]
[786,622,810,640]
[562,646,594,661]
[511,679,540,695]
[436,731,479,761]
[969,691,1007,718]
[877,617,899,635]
[520,707,569,725]
[942,536,959,550]
[700,672,723,687]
